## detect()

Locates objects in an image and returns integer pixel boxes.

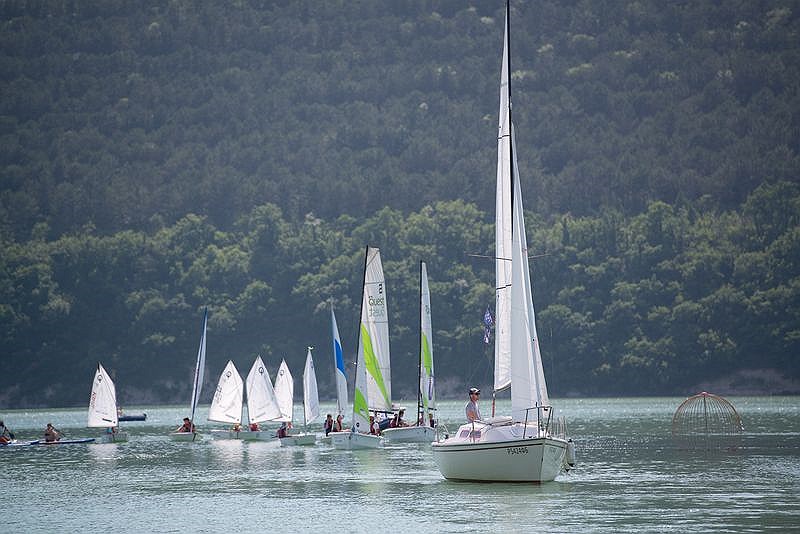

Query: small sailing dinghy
[280,348,319,446]
[321,304,349,444]
[383,261,437,443]
[208,360,245,440]
[241,356,282,441]
[170,308,207,442]
[432,3,573,482]
[88,363,128,443]
[332,246,388,450]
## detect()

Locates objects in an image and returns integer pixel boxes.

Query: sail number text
[506,447,528,455]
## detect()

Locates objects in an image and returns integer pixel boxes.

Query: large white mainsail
[360,247,392,413]
[208,360,244,425]
[273,359,294,423]
[419,262,436,421]
[189,308,208,426]
[245,356,282,424]
[303,347,320,426]
[331,305,348,417]
[88,363,118,428]
[494,17,513,394]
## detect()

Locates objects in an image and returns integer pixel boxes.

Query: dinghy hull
[240,430,277,442]
[330,430,383,449]
[280,433,316,447]
[382,425,436,443]
[98,432,128,443]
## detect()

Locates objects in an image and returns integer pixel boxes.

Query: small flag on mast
[483,306,494,344]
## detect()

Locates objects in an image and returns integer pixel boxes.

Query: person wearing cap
[465,388,482,423]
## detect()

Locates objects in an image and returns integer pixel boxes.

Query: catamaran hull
[432,436,567,482]
[330,430,383,449]
[280,433,316,447]
[382,425,436,443]
[169,432,202,442]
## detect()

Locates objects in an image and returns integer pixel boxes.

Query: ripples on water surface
[1,397,798,532]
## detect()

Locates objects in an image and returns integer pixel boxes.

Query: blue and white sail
[331,305,348,418]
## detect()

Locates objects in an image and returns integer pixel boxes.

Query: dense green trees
[2,185,798,407]
[1,1,798,406]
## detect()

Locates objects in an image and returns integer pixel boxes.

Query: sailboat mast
[352,245,370,428]
[506,0,514,213]
[416,260,423,427]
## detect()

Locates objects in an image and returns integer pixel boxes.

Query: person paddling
[0,420,15,444]
[44,423,61,442]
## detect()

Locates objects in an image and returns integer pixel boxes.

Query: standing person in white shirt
[465,388,482,422]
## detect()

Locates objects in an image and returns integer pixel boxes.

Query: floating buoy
[565,439,577,469]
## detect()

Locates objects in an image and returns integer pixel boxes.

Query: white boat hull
[98,432,128,443]
[382,425,436,443]
[330,430,383,449]
[279,433,316,447]
[169,432,202,442]
[240,430,277,442]
[319,434,332,444]
[210,430,243,440]
[431,422,567,482]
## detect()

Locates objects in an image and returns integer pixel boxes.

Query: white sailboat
[331,246,389,449]
[280,348,319,446]
[170,307,207,442]
[432,4,574,482]
[242,355,282,441]
[88,363,128,443]
[321,304,348,443]
[208,360,245,440]
[383,261,437,443]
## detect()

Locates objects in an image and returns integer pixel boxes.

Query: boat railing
[522,405,556,439]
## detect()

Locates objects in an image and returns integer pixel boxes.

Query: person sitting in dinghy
[175,418,195,433]
[249,422,260,431]
[277,421,291,438]
[396,409,409,427]
[324,414,334,435]
[369,415,381,436]
[44,423,61,442]
[232,423,242,432]
[333,414,344,432]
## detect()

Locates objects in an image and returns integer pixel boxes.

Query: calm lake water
[1,397,798,533]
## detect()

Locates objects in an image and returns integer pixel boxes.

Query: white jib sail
[331,305,348,417]
[303,347,320,425]
[273,359,294,423]
[419,262,436,417]
[360,246,392,412]
[189,308,208,424]
[208,360,243,424]
[88,363,118,427]
[494,17,513,393]
[245,356,282,424]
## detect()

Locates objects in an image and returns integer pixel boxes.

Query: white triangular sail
[331,305,348,418]
[208,360,243,424]
[359,246,392,412]
[88,363,118,428]
[419,262,436,420]
[494,18,513,393]
[494,15,550,422]
[246,356,282,424]
[189,308,208,424]
[303,348,320,425]
[273,359,294,423]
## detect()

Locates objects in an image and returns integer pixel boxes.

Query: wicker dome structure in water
[672,392,744,450]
